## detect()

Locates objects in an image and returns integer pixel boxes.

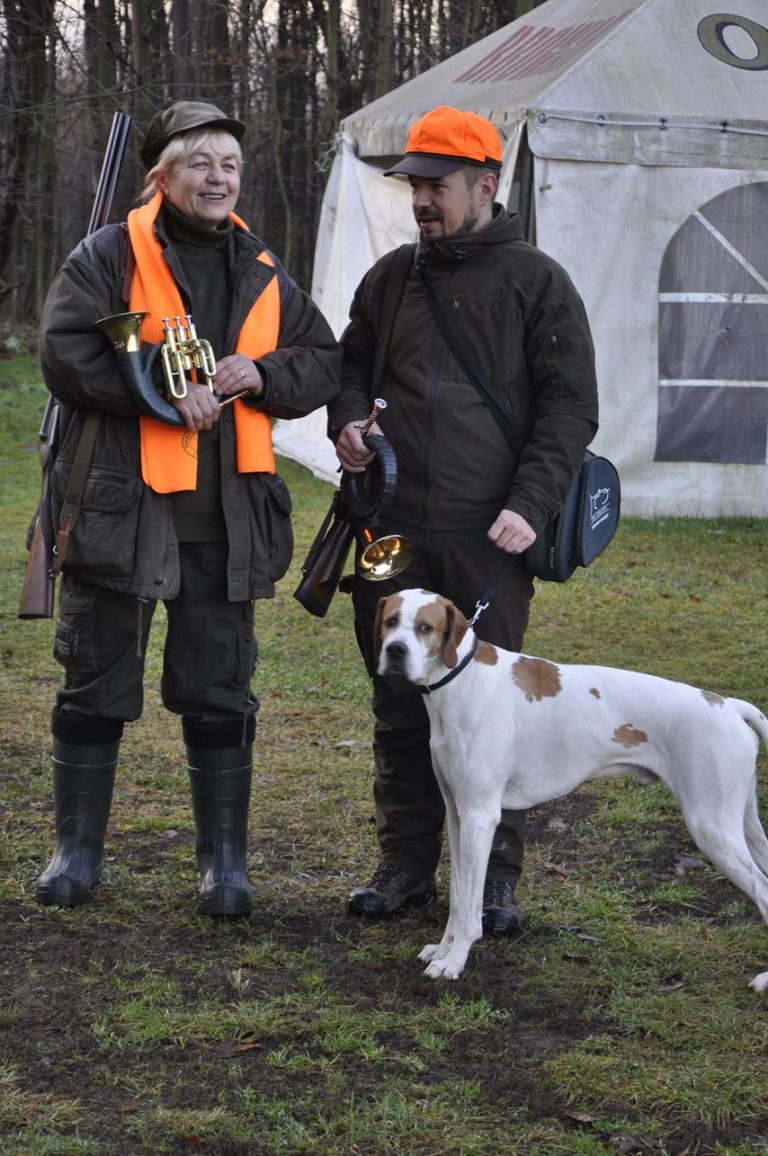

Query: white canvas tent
[272,0,768,516]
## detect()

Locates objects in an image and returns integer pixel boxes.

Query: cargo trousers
[53,541,258,733]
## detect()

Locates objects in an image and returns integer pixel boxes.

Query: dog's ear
[441,600,468,669]
[372,596,388,661]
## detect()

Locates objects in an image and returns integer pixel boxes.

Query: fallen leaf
[566,1109,595,1124]
[212,1040,263,1057]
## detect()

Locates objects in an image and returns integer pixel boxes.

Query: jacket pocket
[263,472,294,582]
[51,460,143,579]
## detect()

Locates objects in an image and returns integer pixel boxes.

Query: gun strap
[370,242,417,396]
[51,411,101,575]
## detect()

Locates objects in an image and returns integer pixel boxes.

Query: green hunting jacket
[39,212,341,601]
[329,206,599,535]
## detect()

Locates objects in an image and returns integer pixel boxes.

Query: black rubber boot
[35,739,119,907]
[187,747,256,918]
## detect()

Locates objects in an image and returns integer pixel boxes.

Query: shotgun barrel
[18,111,133,619]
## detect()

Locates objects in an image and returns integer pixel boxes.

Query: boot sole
[35,868,101,907]
[482,908,523,937]
[198,886,254,918]
[35,879,97,907]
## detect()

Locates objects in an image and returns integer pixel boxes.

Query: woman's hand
[215,354,264,402]
[173,381,222,431]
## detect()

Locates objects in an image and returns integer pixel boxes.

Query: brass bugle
[95,312,184,427]
[349,413,414,580]
[356,526,414,581]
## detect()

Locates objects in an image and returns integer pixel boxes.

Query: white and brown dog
[374,588,768,990]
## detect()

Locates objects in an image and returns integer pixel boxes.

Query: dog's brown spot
[701,689,725,707]
[612,724,648,748]
[512,656,562,702]
[590,687,601,699]
[413,602,449,660]
[474,641,499,666]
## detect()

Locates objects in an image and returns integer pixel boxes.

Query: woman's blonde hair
[140,128,243,202]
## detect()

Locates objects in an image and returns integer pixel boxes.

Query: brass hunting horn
[293,399,414,618]
[95,312,249,426]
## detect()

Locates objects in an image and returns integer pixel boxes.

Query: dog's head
[374,589,469,685]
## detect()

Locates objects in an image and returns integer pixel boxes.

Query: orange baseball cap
[384,106,503,178]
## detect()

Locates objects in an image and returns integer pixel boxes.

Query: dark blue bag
[524,451,621,583]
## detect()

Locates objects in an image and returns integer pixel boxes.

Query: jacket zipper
[419,291,456,526]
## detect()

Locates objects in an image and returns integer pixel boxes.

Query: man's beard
[417,207,479,244]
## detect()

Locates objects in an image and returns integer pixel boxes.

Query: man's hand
[488,509,536,554]
[334,420,383,473]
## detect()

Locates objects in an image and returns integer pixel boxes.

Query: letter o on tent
[697,15,768,70]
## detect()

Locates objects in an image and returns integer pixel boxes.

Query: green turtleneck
[161,202,235,543]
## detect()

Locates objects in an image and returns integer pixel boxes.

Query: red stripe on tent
[455,13,633,83]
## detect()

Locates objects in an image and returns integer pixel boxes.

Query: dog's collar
[421,636,479,694]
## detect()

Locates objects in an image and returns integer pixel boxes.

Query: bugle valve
[160,315,216,399]
[159,315,248,408]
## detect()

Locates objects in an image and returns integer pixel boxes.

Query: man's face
[409,169,491,241]
[157,145,241,230]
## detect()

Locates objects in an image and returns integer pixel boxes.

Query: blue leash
[468,555,516,628]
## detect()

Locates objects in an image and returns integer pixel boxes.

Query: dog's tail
[730,699,768,750]
[730,699,768,880]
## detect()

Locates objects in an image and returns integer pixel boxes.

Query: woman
[35,101,341,917]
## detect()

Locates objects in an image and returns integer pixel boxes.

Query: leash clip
[469,599,489,628]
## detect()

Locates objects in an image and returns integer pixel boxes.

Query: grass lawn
[1,349,767,1155]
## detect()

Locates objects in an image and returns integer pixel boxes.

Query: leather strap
[51,411,101,574]
[370,243,417,397]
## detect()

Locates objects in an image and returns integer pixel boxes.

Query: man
[35,101,341,916]
[329,105,598,932]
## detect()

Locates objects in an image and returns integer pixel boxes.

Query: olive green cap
[140,100,245,169]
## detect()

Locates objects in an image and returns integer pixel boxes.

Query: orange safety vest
[126,192,279,493]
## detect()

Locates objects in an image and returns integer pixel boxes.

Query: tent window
[655,181,768,464]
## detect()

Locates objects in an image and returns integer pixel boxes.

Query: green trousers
[352,521,534,885]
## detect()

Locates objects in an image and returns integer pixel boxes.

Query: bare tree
[0,0,548,325]
[0,0,56,313]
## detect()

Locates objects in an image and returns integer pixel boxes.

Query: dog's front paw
[749,969,768,993]
[423,956,464,980]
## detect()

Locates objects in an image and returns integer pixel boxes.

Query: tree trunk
[0,0,56,314]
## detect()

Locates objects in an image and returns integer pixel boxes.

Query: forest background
[1,0,545,328]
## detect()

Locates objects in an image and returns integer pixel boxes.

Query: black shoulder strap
[370,243,417,397]
[416,260,523,455]
[119,222,136,307]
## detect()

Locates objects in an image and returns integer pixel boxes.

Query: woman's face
[156,143,241,229]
